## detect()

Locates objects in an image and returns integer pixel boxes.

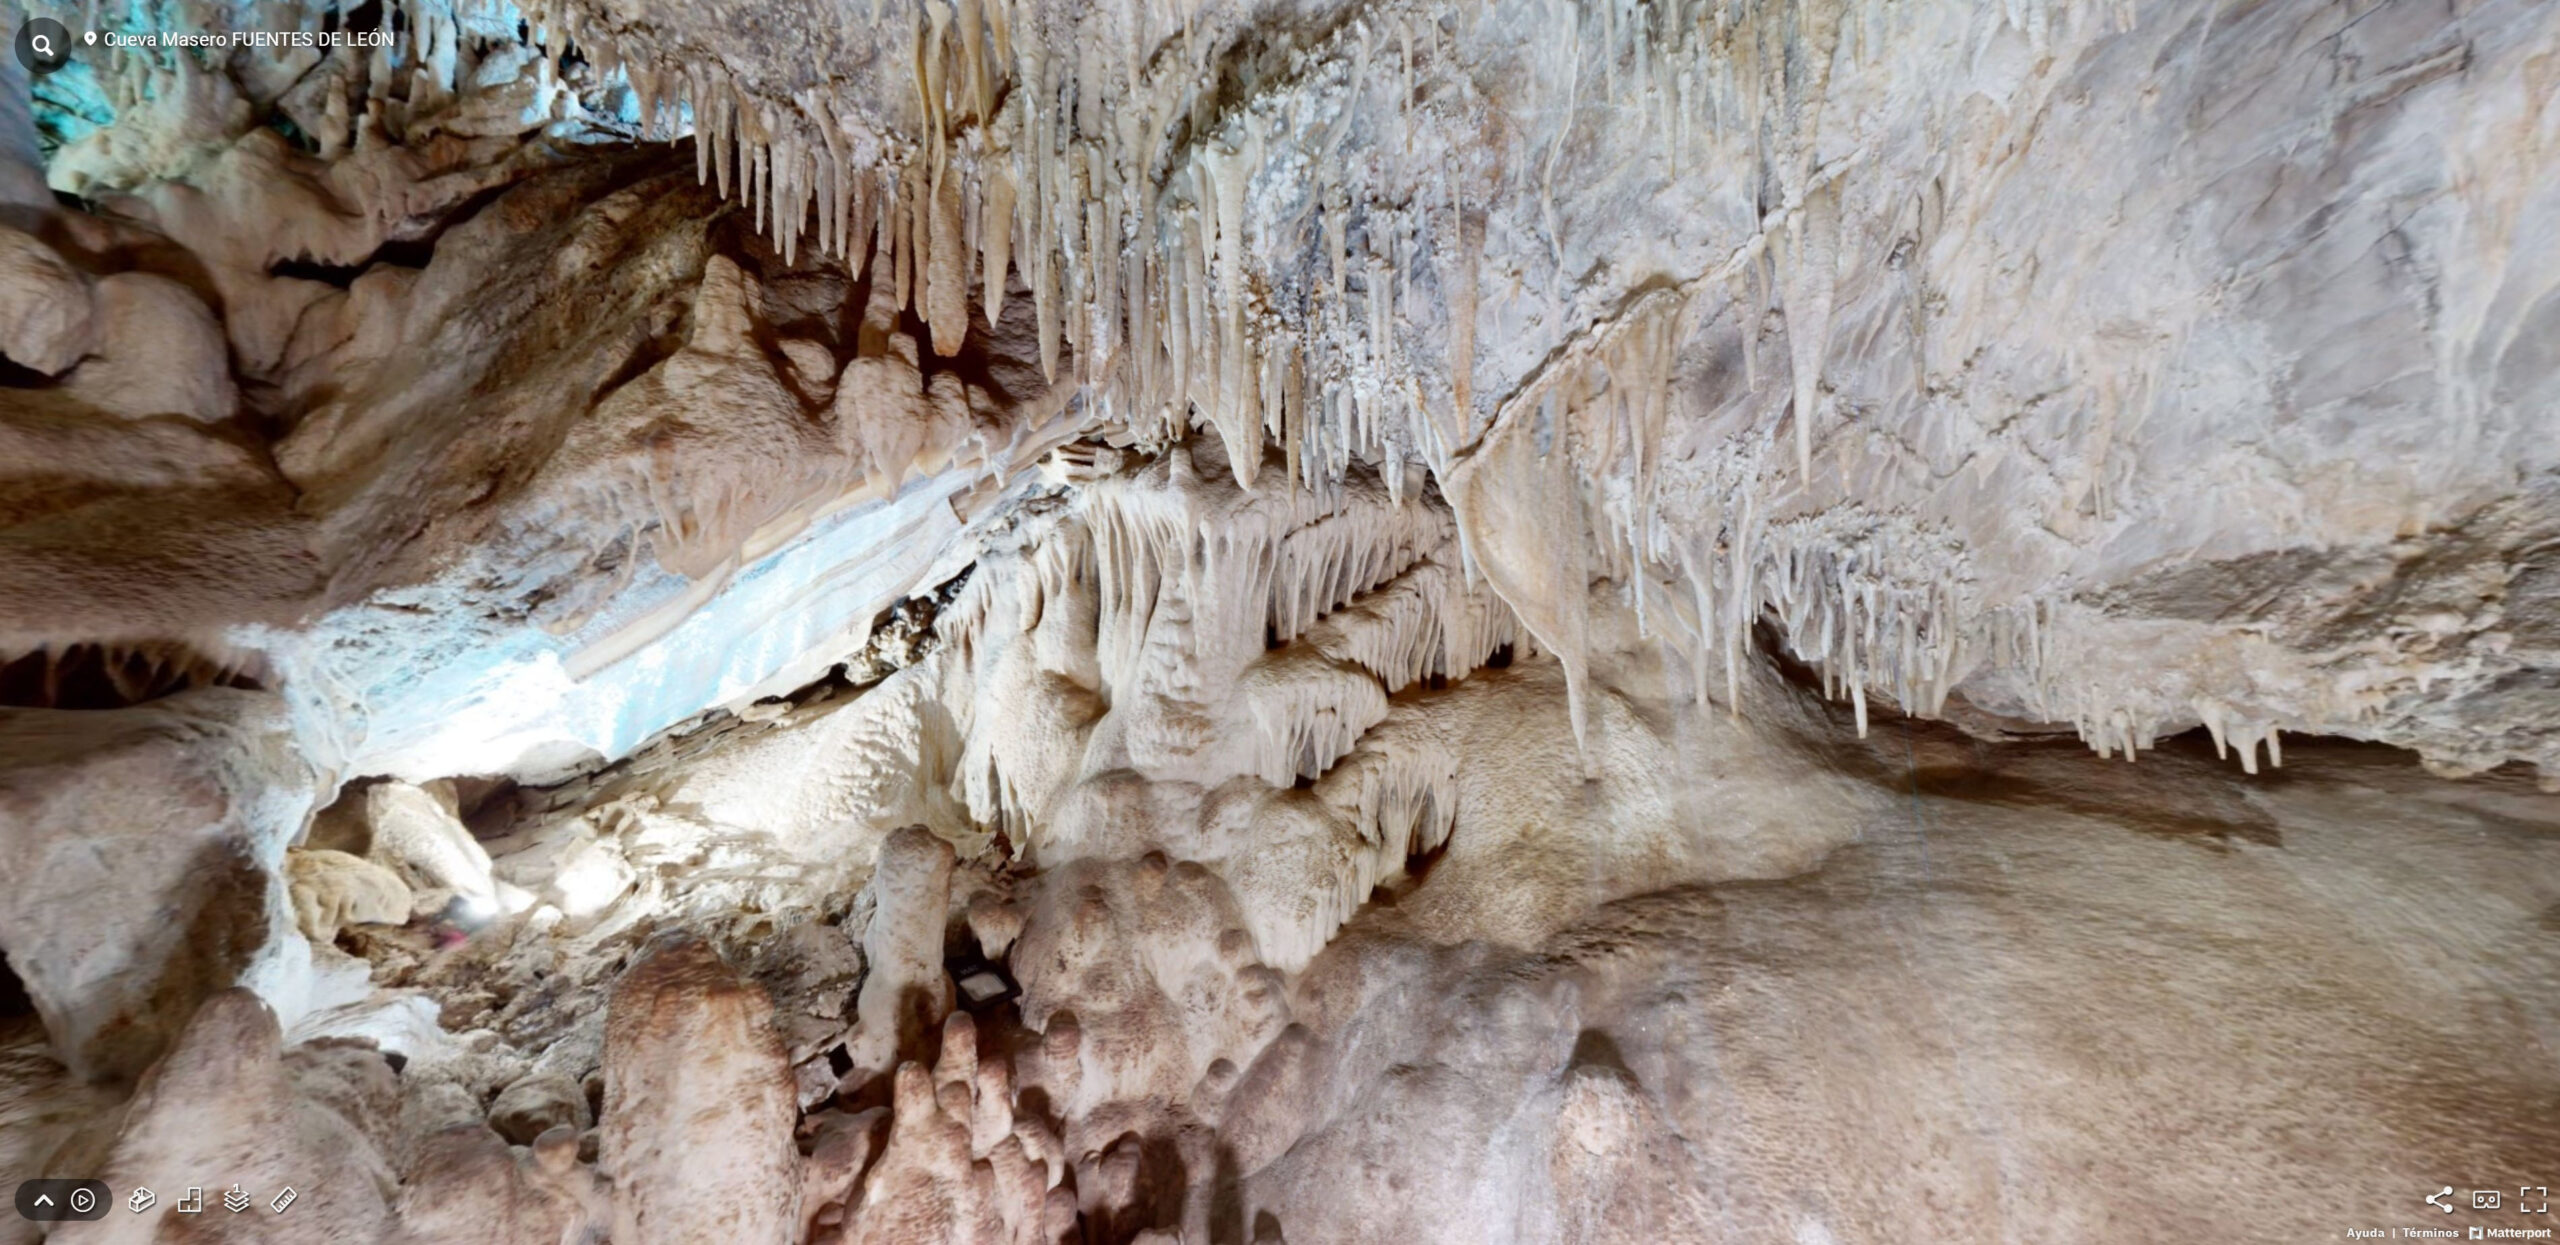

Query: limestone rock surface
[0,0,2555,1241]
[0,691,314,1081]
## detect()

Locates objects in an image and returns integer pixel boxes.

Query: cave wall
[0,0,2555,1242]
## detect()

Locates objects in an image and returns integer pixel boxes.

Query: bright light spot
[556,843,635,918]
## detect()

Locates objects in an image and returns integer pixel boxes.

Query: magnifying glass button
[17,17,75,74]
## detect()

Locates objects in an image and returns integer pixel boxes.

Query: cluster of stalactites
[1240,554,1525,791]
[555,0,1874,476]
[1516,293,2016,752]
[0,639,267,710]
[1071,448,1455,688]
[1696,526,1972,737]
[568,0,1877,636]
[1300,557,1522,700]
[931,441,1529,841]
[1263,713,1462,969]
[589,0,2218,769]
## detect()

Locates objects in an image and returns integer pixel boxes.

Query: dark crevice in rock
[0,641,268,710]
[0,952,34,1021]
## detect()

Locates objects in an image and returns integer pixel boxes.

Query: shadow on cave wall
[1742,613,2560,854]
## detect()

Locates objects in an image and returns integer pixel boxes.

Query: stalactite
[1781,184,1840,483]
[1204,137,1260,488]
[955,0,992,126]
[892,161,918,316]
[1444,205,1480,461]
[981,162,1016,325]
[926,163,970,356]
[711,85,735,201]
[1034,167,1062,386]
[918,0,951,185]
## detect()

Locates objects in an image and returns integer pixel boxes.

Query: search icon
[15,17,74,76]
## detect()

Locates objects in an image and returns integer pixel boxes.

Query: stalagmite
[602,941,802,1245]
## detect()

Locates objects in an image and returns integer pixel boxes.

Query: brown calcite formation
[600,938,804,1244]
[840,826,959,1097]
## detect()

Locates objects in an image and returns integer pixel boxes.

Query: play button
[15,1180,111,1221]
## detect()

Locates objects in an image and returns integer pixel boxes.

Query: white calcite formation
[0,0,2555,1241]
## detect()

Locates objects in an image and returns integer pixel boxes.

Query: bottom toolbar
[14,1180,298,1222]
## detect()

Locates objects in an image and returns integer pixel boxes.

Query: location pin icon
[82,30,95,44]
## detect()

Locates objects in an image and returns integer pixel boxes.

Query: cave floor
[1248,729,2560,1243]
